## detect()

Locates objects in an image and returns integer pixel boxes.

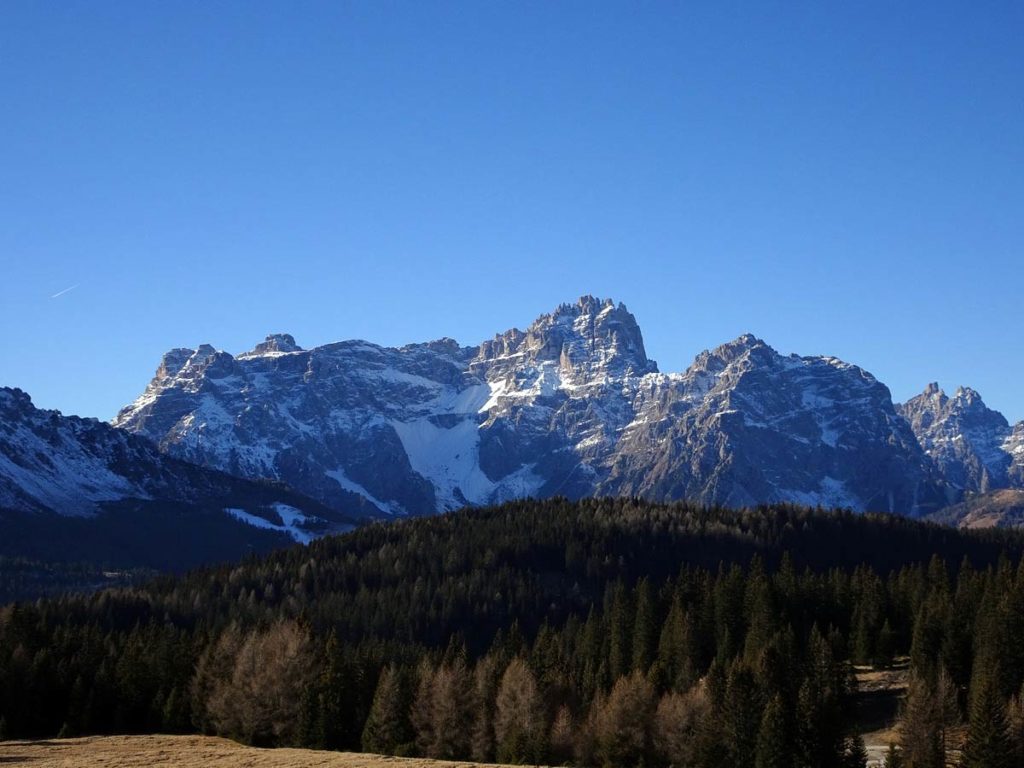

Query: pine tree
[899,671,944,768]
[655,595,686,690]
[876,619,896,667]
[297,683,321,749]
[608,582,633,682]
[744,556,777,662]
[851,606,873,666]
[961,671,1010,768]
[1006,683,1024,768]
[883,743,902,768]
[754,694,788,768]
[844,735,868,768]
[631,578,656,674]
[795,627,847,768]
[723,663,763,768]
[161,685,190,734]
[362,665,411,755]
[314,634,353,749]
[471,654,502,763]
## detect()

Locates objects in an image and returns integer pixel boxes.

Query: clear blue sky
[2,2,1022,422]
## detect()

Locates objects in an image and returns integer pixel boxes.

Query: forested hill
[4,498,1024,767]
[116,498,1024,643]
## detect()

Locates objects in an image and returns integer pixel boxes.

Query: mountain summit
[898,383,1022,492]
[112,295,1022,519]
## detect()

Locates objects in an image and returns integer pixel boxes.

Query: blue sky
[2,2,1022,422]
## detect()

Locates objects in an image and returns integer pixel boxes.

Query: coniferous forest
[3,498,1024,767]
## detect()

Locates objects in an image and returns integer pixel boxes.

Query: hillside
[3,499,1024,766]
[0,387,356,596]
[927,488,1024,529]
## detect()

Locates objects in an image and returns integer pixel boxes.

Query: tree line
[2,497,1024,767]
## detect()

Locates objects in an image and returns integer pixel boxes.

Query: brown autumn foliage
[493,658,544,764]
[652,684,711,768]
[204,621,316,746]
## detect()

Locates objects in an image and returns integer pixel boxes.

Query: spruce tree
[851,607,872,666]
[631,578,656,674]
[656,595,686,690]
[723,663,762,768]
[876,619,896,667]
[362,665,411,755]
[608,582,633,682]
[471,654,502,762]
[899,671,944,768]
[844,735,868,768]
[883,743,902,768]
[754,694,788,768]
[1006,683,1024,768]
[744,556,777,662]
[961,671,1010,768]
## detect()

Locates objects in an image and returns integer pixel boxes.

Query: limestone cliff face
[898,383,1022,494]
[114,296,977,519]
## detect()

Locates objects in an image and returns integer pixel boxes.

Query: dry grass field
[0,735,536,768]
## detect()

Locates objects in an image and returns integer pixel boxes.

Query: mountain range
[2,295,1022,578]
[109,295,1022,522]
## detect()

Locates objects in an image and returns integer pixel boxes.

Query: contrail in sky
[50,285,78,299]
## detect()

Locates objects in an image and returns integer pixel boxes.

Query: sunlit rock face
[117,296,1012,519]
[898,383,1022,494]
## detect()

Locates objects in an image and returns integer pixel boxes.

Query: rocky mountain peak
[476,295,656,379]
[899,382,1013,492]
[0,386,32,413]
[952,386,990,412]
[688,334,775,378]
[156,348,196,381]
[903,384,1009,431]
[242,333,303,358]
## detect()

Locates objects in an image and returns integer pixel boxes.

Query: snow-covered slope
[116,296,955,517]
[0,387,353,549]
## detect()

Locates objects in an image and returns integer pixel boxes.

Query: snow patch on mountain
[391,416,494,511]
[115,296,1009,519]
[327,469,408,517]
[223,503,335,544]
